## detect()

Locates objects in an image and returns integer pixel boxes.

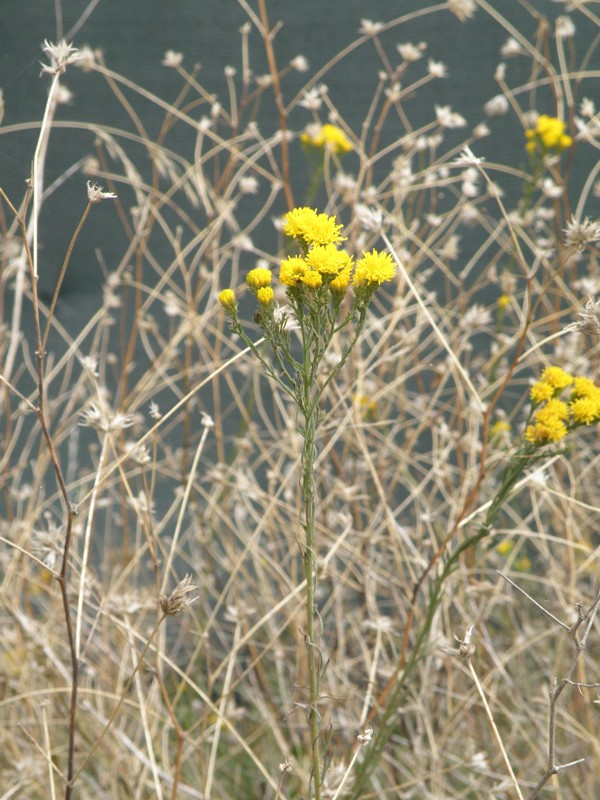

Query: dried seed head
[574,296,600,336]
[357,726,373,746]
[564,215,600,251]
[87,181,117,204]
[41,40,82,75]
[279,757,293,773]
[159,574,198,616]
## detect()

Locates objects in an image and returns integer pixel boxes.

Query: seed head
[159,575,198,616]
[574,296,600,335]
[41,40,82,76]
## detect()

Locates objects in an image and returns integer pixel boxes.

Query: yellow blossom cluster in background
[300,123,353,154]
[525,366,600,444]
[525,114,572,155]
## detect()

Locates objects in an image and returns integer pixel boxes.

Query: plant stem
[301,392,322,798]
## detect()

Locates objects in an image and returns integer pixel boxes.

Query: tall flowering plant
[219,207,395,798]
[350,362,600,796]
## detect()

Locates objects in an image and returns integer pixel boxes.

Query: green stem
[349,445,546,797]
[301,380,322,798]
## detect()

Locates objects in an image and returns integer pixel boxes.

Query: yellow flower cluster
[281,208,395,295]
[352,250,396,287]
[283,207,345,247]
[246,267,272,290]
[525,115,572,154]
[218,268,275,313]
[490,419,511,436]
[525,366,600,444]
[218,288,236,311]
[218,208,395,315]
[301,123,353,154]
[245,268,275,306]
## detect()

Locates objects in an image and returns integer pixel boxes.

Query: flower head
[525,408,568,444]
[257,286,275,306]
[397,42,425,62]
[555,15,575,38]
[572,376,598,398]
[564,216,600,252]
[530,381,555,404]
[283,207,346,247]
[330,265,352,294]
[525,115,572,154]
[484,95,509,118]
[162,50,184,68]
[280,256,309,286]
[305,244,353,276]
[352,250,396,287]
[246,267,272,290]
[87,181,117,204]
[428,60,447,79]
[435,104,466,128]
[218,288,237,314]
[41,39,82,75]
[290,55,309,72]
[491,419,511,437]
[359,19,384,36]
[79,403,135,433]
[540,365,573,390]
[448,0,477,22]
[159,575,198,616]
[570,396,600,425]
[301,123,353,154]
[301,270,323,289]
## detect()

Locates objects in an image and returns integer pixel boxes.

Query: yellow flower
[570,396,600,425]
[280,256,309,286]
[496,540,514,556]
[301,269,323,289]
[352,250,396,286]
[525,369,600,445]
[530,381,555,404]
[537,398,568,422]
[525,418,567,444]
[301,123,353,154]
[514,556,532,572]
[246,267,272,290]
[540,366,573,390]
[525,398,569,444]
[497,294,510,309]
[525,115,572,153]
[571,376,597,398]
[330,265,352,294]
[218,288,236,310]
[357,394,378,418]
[257,286,274,306]
[490,419,511,436]
[283,207,346,246]
[305,244,353,276]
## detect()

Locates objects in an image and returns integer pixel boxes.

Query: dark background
[0,1,595,325]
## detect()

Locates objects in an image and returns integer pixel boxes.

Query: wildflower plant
[300,124,353,203]
[220,206,395,797]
